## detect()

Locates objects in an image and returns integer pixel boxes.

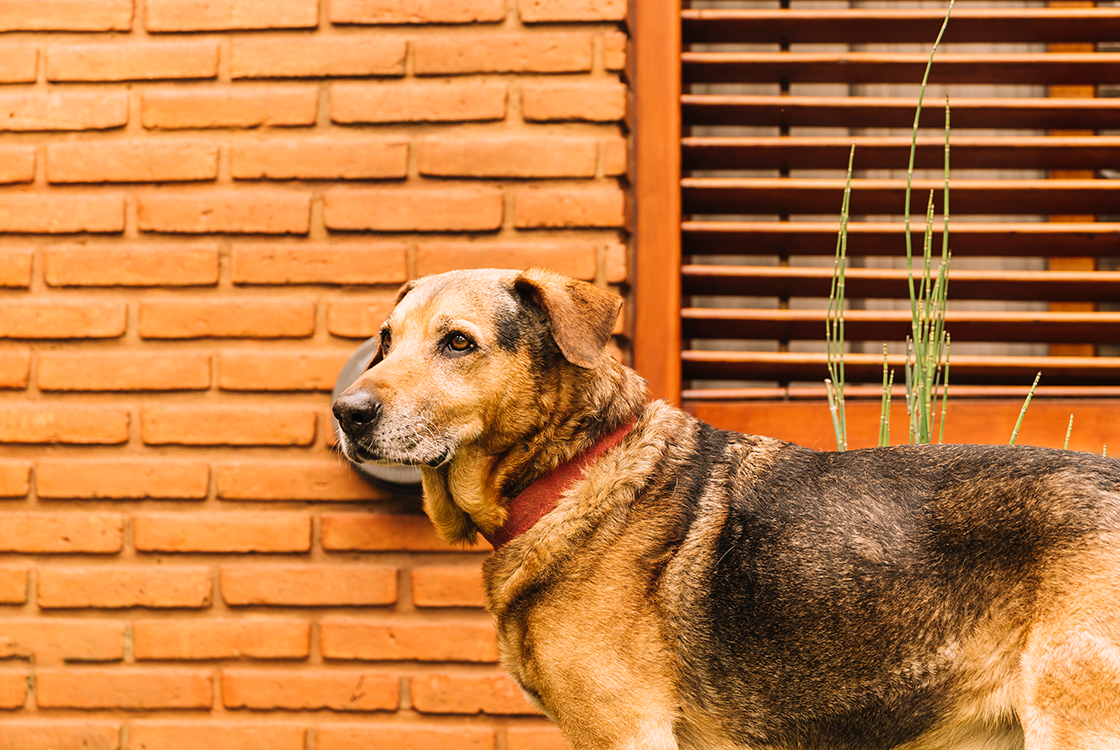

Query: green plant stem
[1064,414,1074,451]
[1010,372,1042,446]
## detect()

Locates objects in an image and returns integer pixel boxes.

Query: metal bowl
[331,336,423,492]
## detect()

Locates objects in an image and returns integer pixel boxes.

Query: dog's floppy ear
[365,280,415,370]
[513,268,621,369]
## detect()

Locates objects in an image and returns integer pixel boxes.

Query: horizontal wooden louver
[680,1,1120,400]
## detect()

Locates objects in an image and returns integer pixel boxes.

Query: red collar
[483,419,637,550]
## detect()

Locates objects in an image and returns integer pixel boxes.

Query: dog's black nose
[333,390,382,436]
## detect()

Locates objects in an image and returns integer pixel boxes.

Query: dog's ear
[513,268,621,369]
[365,280,416,370]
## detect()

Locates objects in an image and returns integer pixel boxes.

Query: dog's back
[660,425,1120,749]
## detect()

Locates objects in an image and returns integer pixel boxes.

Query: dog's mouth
[338,432,450,469]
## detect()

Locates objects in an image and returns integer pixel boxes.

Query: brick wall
[0,1,629,747]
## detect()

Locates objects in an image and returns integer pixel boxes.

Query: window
[633,0,1120,449]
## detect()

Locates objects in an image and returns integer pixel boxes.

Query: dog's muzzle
[332,389,382,446]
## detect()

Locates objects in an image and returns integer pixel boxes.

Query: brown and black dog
[333,268,1120,750]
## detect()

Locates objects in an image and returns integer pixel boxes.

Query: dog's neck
[420,355,648,547]
[480,417,637,550]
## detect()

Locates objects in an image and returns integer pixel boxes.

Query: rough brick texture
[1,4,626,746]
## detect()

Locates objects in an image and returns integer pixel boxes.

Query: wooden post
[631,0,683,404]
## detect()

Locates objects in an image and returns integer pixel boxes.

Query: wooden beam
[631,0,681,404]
[685,398,1120,453]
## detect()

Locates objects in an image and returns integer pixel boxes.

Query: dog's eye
[444,332,475,356]
[380,330,391,355]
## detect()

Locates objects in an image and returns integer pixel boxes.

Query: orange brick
[411,672,540,715]
[37,459,209,499]
[147,0,319,31]
[139,298,315,339]
[0,512,122,554]
[217,352,350,392]
[519,0,625,22]
[0,300,125,338]
[414,32,593,75]
[320,618,499,662]
[507,726,569,750]
[222,669,398,711]
[416,242,597,280]
[47,41,218,82]
[0,351,30,388]
[0,668,27,708]
[0,567,28,603]
[323,187,503,232]
[0,46,38,83]
[231,242,407,283]
[232,37,406,78]
[0,193,124,232]
[0,92,128,132]
[38,351,211,391]
[603,134,628,175]
[0,406,129,445]
[142,405,316,446]
[138,189,311,234]
[514,184,625,228]
[134,511,311,553]
[133,619,310,660]
[37,668,211,709]
[606,241,627,283]
[0,721,120,750]
[331,0,504,24]
[322,512,491,552]
[0,247,32,286]
[0,146,34,183]
[603,29,626,70]
[418,136,597,178]
[0,461,30,498]
[142,86,317,129]
[0,618,125,664]
[521,80,627,122]
[215,460,385,500]
[232,139,408,181]
[0,0,132,31]
[44,244,220,286]
[326,297,398,339]
[331,80,506,124]
[132,722,305,750]
[319,724,494,750]
[221,564,397,606]
[48,141,218,183]
[412,565,486,608]
[38,566,212,609]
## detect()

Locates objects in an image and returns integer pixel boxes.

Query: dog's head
[332,268,625,542]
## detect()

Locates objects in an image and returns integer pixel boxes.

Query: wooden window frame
[630,0,1120,450]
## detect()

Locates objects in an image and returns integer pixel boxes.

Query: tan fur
[333,269,1120,750]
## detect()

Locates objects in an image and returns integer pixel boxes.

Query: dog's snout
[333,390,382,435]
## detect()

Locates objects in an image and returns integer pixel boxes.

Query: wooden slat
[632,0,682,405]
[681,265,1120,302]
[681,136,1120,172]
[681,8,1120,45]
[680,221,1120,258]
[681,350,1120,386]
[681,95,1120,130]
[681,308,1120,344]
[683,398,1120,454]
[682,52,1120,86]
[684,385,1120,402]
[681,178,1120,216]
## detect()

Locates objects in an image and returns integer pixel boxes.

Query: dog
[333,268,1120,750]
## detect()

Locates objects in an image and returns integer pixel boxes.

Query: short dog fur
[333,268,1120,750]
